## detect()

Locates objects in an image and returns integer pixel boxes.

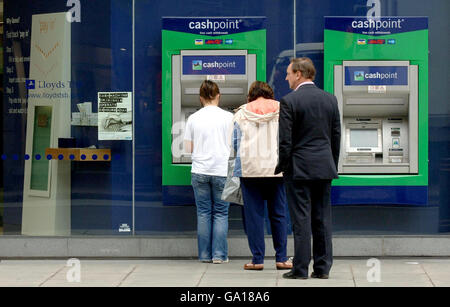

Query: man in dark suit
[275,57,341,279]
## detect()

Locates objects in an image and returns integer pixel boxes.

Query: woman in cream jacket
[230,81,292,271]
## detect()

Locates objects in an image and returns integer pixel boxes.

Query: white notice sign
[207,75,226,82]
[368,85,387,94]
[98,92,132,140]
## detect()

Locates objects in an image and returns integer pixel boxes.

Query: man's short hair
[290,57,316,81]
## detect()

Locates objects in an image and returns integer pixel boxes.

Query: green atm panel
[162,17,266,204]
[324,17,428,206]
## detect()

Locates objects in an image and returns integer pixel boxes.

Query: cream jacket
[230,97,282,178]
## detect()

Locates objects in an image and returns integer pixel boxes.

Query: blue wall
[2,0,449,234]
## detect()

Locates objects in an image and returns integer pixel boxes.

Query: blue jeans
[191,173,230,261]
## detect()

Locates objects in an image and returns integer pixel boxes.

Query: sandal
[243,262,264,270]
[276,257,293,270]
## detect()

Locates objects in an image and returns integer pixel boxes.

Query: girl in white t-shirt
[184,80,233,264]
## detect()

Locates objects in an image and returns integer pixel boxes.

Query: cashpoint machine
[324,17,428,205]
[335,60,418,174]
[171,49,256,164]
[162,17,266,204]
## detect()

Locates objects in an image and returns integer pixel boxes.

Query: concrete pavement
[0,257,449,287]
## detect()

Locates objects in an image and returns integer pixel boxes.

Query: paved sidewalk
[0,257,448,287]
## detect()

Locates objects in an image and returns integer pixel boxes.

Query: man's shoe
[310,272,329,279]
[212,258,229,264]
[282,271,308,280]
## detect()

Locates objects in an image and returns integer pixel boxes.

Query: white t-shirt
[184,106,233,177]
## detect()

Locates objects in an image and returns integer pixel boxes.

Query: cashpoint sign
[182,55,246,75]
[324,17,427,36]
[345,66,408,86]
[162,17,266,36]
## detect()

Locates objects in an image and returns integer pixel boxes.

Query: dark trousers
[283,176,333,277]
[240,177,289,264]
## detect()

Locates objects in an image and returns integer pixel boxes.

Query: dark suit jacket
[275,84,341,180]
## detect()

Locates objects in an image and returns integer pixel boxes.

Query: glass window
[2,0,133,236]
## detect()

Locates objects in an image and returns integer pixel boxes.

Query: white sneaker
[212,258,229,264]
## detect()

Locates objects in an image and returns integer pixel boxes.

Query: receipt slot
[334,61,418,174]
[162,17,266,191]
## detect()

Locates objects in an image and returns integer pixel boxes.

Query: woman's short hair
[290,57,316,81]
[199,80,220,102]
[247,81,274,102]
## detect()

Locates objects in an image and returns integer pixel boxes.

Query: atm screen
[350,129,378,148]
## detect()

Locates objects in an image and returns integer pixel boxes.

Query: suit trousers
[283,175,333,277]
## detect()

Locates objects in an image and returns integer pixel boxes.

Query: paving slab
[41,281,121,287]
[0,258,448,287]
[354,281,434,287]
[198,280,277,287]
[431,279,450,287]
[0,271,58,283]
[421,263,450,274]
[120,281,200,287]
[132,265,207,274]
[351,262,427,276]
[55,266,136,275]
[277,279,356,287]
[0,281,42,287]
[354,272,432,285]
[46,272,129,283]
[123,273,203,284]
[328,264,352,273]
[201,272,278,281]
